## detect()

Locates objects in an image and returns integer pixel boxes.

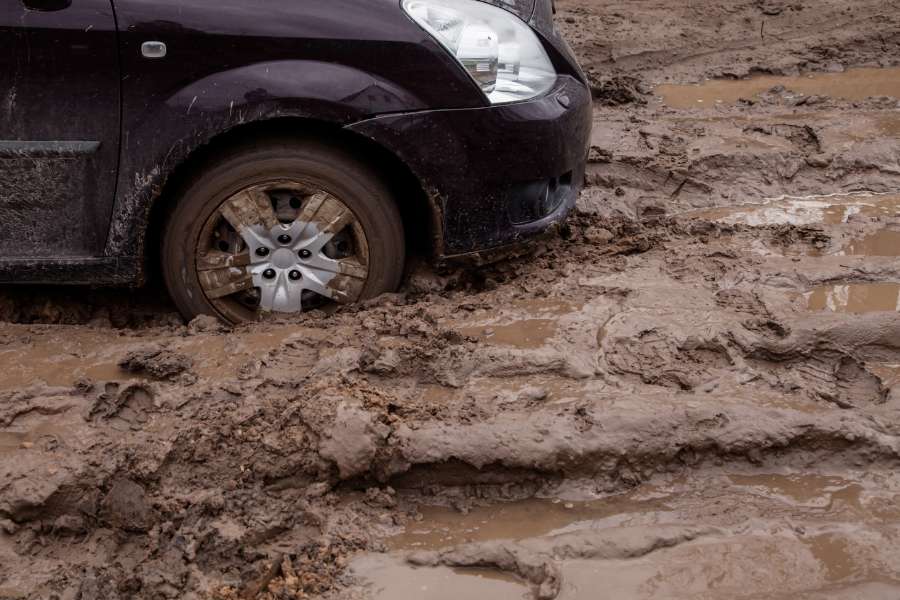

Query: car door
[0,0,120,260]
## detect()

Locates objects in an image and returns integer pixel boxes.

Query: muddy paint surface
[4,1,900,599]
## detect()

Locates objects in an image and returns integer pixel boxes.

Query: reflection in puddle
[805,283,900,314]
[656,67,900,109]
[687,192,900,227]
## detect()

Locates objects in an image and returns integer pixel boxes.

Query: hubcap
[195,181,370,321]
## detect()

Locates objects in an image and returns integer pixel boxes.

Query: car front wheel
[162,138,406,323]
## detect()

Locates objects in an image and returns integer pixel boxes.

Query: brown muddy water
[454,299,579,349]
[0,326,299,391]
[458,319,559,349]
[805,283,900,314]
[684,192,900,258]
[839,229,900,257]
[656,67,900,109]
[352,470,900,600]
[685,192,900,228]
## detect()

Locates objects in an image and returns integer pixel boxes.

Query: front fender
[105,60,430,261]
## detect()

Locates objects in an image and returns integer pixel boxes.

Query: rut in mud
[3,0,900,599]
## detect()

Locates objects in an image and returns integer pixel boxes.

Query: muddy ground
[3,1,900,598]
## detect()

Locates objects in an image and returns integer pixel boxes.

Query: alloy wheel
[195,180,370,322]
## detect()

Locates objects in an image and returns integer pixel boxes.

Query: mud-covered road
[3,1,900,598]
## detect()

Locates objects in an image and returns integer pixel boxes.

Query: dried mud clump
[588,75,648,106]
[118,345,194,380]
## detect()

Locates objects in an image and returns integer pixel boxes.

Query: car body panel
[0,1,120,260]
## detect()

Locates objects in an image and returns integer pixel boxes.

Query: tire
[161,137,406,323]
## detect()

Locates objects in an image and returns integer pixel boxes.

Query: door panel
[0,0,119,259]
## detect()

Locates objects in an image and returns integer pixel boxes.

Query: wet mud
[3,0,900,598]
[357,470,900,600]
[656,67,900,109]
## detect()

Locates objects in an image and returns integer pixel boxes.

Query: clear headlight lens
[402,0,557,104]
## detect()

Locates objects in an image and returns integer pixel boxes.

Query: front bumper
[346,74,592,258]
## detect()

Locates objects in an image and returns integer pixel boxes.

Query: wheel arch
[140,117,439,285]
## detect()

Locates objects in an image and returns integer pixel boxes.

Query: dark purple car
[0,0,591,323]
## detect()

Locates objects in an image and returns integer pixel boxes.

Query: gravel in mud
[3,1,900,599]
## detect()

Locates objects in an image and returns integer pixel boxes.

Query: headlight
[402,0,557,104]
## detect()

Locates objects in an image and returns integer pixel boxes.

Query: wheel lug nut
[262,268,277,280]
[255,247,270,257]
[299,249,312,259]
[277,234,292,245]
[288,270,302,281]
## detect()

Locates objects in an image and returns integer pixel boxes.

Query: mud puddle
[685,192,900,227]
[838,229,900,257]
[685,192,900,257]
[453,298,581,349]
[458,319,558,349]
[0,419,72,455]
[355,470,900,600]
[352,556,528,600]
[387,490,665,551]
[0,325,302,390]
[656,67,900,109]
[804,283,900,313]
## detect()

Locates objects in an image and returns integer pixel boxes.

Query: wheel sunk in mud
[162,139,406,324]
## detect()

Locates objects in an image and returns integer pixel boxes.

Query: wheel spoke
[219,188,278,234]
[319,203,354,237]
[296,192,354,242]
[197,250,250,271]
[198,253,254,299]
[299,275,344,303]
[294,191,328,227]
[302,256,368,303]
[306,254,368,279]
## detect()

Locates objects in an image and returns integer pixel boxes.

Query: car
[0,0,592,323]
